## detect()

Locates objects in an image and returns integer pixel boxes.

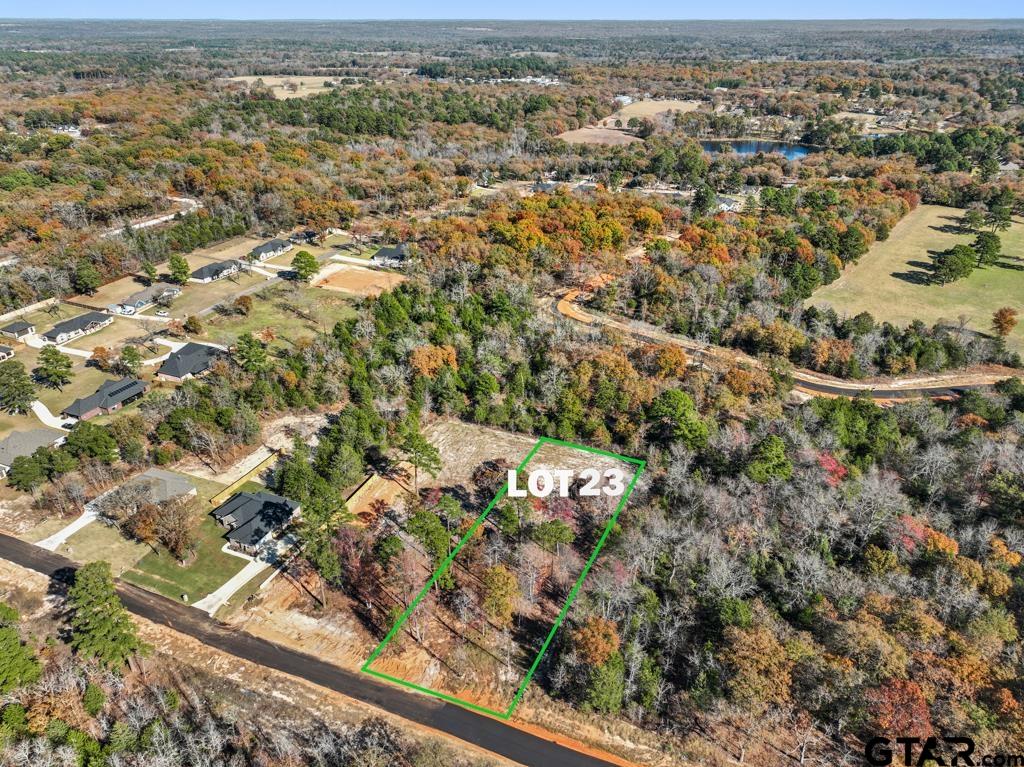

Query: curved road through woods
[550,290,1014,401]
[0,533,623,767]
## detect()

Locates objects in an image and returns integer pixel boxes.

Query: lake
[700,140,813,160]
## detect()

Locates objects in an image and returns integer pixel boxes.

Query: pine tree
[0,604,40,693]
[234,333,269,373]
[290,250,320,281]
[0,360,36,414]
[67,562,147,668]
[399,424,442,492]
[34,345,74,389]
[168,254,191,284]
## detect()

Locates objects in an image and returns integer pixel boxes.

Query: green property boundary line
[361,436,645,720]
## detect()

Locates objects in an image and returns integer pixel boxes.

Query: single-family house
[190,260,239,284]
[0,428,65,477]
[112,283,181,315]
[42,312,112,344]
[0,321,34,341]
[0,345,13,362]
[370,243,411,268]
[249,239,293,262]
[211,491,301,554]
[61,377,148,421]
[87,467,196,513]
[156,342,223,383]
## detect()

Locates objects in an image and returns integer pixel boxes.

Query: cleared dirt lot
[555,126,642,146]
[314,263,407,296]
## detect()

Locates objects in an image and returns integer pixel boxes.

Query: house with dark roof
[0,321,34,340]
[112,283,181,315]
[156,342,223,383]
[249,238,293,262]
[211,491,301,554]
[42,312,112,344]
[0,345,12,362]
[0,428,65,477]
[370,243,411,268]
[61,377,148,421]
[190,260,239,284]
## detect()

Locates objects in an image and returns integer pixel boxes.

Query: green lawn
[59,522,152,576]
[202,283,356,349]
[811,205,1024,353]
[122,515,246,603]
[236,479,267,493]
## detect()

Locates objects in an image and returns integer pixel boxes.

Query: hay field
[224,75,337,99]
[810,204,1024,353]
[599,98,701,125]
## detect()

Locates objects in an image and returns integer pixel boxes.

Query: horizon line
[2,17,1023,22]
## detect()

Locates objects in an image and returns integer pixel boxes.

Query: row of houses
[57,343,223,422]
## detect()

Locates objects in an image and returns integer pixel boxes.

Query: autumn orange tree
[992,307,1019,337]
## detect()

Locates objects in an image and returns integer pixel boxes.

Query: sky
[4,1,1021,20]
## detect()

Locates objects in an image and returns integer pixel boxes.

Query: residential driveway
[22,334,93,358]
[191,534,296,615]
[31,400,70,430]
[35,509,97,551]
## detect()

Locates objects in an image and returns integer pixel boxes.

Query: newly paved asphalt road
[0,533,620,767]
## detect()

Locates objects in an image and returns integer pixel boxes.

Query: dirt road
[550,290,1013,400]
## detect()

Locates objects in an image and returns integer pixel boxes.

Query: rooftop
[62,377,147,418]
[0,428,63,467]
[212,490,299,547]
[43,311,109,340]
[157,342,222,379]
[191,260,238,280]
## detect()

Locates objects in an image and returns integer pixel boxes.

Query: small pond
[700,140,814,160]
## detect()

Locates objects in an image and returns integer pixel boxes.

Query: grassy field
[140,272,267,318]
[810,205,1024,353]
[122,516,248,602]
[59,522,152,576]
[202,282,356,349]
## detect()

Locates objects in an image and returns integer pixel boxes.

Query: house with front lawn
[0,321,34,340]
[156,342,223,382]
[112,283,181,315]
[42,312,113,344]
[211,490,300,554]
[249,238,292,262]
[190,260,239,284]
[61,377,148,421]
